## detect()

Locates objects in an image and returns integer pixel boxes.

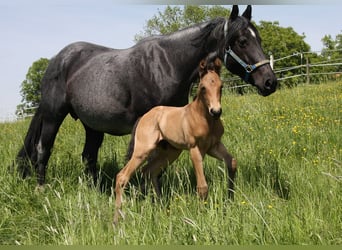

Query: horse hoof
[35,185,45,193]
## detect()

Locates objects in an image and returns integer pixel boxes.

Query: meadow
[0,81,341,245]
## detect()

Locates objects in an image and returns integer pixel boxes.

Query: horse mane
[136,18,227,51]
[188,16,251,53]
[190,18,226,49]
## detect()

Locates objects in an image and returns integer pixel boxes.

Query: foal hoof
[197,186,208,200]
[113,209,125,226]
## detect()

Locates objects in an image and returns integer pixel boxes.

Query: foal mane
[192,55,222,102]
[199,54,222,78]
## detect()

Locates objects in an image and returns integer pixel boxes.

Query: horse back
[43,42,113,84]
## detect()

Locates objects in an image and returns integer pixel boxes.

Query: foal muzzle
[209,108,222,119]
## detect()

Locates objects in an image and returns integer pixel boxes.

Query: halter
[223,20,270,82]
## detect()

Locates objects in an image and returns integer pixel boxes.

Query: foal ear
[213,58,222,75]
[242,5,252,21]
[199,59,207,76]
[229,5,239,21]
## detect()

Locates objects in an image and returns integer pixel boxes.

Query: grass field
[0,81,341,245]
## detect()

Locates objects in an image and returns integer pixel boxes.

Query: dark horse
[16,5,277,186]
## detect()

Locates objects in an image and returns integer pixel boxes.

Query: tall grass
[0,81,341,245]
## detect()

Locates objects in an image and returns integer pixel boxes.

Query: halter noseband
[223,20,270,83]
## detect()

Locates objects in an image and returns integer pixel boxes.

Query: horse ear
[214,58,222,75]
[242,5,252,20]
[229,5,239,21]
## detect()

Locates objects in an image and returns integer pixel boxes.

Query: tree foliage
[321,33,342,62]
[135,5,230,41]
[320,32,342,79]
[16,58,49,117]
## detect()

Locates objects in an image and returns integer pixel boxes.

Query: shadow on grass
[242,157,291,200]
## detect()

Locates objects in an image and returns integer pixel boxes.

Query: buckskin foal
[114,56,236,224]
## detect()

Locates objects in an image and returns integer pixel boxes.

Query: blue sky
[0,0,341,120]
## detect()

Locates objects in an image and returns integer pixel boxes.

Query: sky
[0,0,341,121]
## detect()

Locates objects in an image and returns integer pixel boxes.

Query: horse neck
[162,19,226,75]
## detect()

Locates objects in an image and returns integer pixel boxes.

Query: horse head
[221,5,277,96]
[198,56,223,119]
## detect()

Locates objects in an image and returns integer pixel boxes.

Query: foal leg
[81,124,104,185]
[190,146,208,200]
[141,144,182,197]
[208,142,237,199]
[114,150,154,224]
[114,133,159,224]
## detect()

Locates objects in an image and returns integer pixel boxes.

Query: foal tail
[16,106,43,177]
[125,117,141,162]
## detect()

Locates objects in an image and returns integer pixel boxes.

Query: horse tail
[125,117,141,162]
[16,106,43,177]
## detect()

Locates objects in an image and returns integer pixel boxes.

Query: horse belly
[69,84,135,135]
[67,53,139,135]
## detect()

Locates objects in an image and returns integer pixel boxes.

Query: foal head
[198,57,223,119]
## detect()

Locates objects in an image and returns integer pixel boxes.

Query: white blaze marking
[248,27,256,38]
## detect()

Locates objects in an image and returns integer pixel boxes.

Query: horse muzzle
[257,77,278,97]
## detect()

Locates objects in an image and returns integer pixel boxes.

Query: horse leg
[81,124,104,185]
[141,144,182,197]
[16,107,44,178]
[208,142,237,199]
[36,116,65,186]
[189,146,208,199]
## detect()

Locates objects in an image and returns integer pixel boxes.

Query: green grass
[0,81,341,245]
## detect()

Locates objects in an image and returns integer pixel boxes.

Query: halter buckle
[245,65,254,73]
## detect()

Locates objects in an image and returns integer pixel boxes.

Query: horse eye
[201,86,206,92]
[239,38,248,48]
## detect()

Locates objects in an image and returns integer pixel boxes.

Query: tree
[16,58,49,117]
[321,32,342,58]
[135,5,230,41]
[321,32,342,79]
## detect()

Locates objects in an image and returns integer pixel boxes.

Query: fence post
[306,56,310,84]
